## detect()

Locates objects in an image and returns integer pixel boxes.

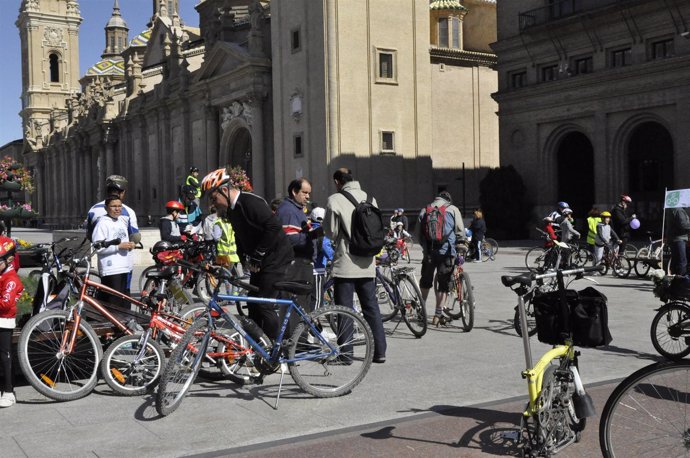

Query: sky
[0,0,200,147]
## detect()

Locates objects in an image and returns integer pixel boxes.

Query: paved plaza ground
[2,229,666,457]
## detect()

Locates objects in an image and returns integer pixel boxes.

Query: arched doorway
[628,121,674,222]
[556,131,595,218]
[226,126,253,179]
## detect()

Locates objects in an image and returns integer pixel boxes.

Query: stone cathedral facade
[17,0,499,226]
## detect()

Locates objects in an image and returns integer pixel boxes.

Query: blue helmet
[557,201,570,209]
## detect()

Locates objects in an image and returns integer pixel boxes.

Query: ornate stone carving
[290,89,303,123]
[221,101,253,131]
[66,1,79,16]
[23,0,39,13]
[44,26,64,46]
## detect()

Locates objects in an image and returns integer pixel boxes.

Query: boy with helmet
[0,239,23,407]
[559,208,581,243]
[594,211,621,265]
[547,201,570,228]
[201,166,293,341]
[160,200,187,243]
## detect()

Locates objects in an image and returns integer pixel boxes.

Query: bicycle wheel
[458,273,474,331]
[138,266,158,293]
[569,246,591,268]
[650,302,690,360]
[445,272,469,320]
[612,255,632,278]
[399,275,427,337]
[376,274,398,322]
[600,360,690,457]
[525,247,547,272]
[288,305,373,398]
[100,334,165,396]
[17,310,102,401]
[598,261,609,276]
[481,239,496,261]
[513,301,537,337]
[537,364,585,455]
[156,317,208,416]
[623,243,638,259]
[215,324,269,386]
[634,247,651,278]
[486,238,499,255]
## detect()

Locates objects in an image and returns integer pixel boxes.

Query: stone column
[247,98,265,196]
[205,104,218,170]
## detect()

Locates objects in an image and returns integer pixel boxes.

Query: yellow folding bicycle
[501,266,603,457]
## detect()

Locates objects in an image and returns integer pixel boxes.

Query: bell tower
[16,0,82,148]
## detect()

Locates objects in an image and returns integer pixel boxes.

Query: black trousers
[249,266,289,341]
[0,328,13,393]
[99,272,129,308]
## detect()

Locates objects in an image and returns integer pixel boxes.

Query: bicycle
[599,360,690,457]
[501,266,603,456]
[598,244,632,278]
[440,253,475,331]
[467,237,498,262]
[155,262,375,415]
[632,232,669,277]
[17,239,205,401]
[377,263,427,337]
[648,271,690,360]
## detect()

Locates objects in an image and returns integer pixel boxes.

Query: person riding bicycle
[0,238,23,408]
[159,201,188,243]
[201,166,293,341]
[418,191,467,326]
[390,208,409,231]
[594,211,621,265]
[611,194,635,247]
[543,216,558,247]
[559,208,581,243]
[547,201,570,228]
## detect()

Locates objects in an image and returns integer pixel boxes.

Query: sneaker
[0,392,15,408]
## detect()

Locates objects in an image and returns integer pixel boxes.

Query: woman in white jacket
[92,196,135,306]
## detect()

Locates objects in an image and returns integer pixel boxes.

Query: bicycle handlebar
[501,264,604,289]
[176,259,258,293]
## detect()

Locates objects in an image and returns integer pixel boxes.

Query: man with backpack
[324,168,387,364]
[418,191,467,326]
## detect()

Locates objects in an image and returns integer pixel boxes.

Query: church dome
[429,0,468,10]
[85,58,125,77]
[107,15,128,29]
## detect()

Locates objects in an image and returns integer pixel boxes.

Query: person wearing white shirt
[92,196,136,307]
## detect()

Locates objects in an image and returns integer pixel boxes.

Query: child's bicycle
[155,261,375,415]
[501,265,603,456]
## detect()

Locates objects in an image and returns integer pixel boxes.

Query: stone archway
[220,116,253,180]
[627,121,674,223]
[556,131,595,217]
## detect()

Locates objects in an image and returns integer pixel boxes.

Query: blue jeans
[670,240,688,275]
[334,277,387,359]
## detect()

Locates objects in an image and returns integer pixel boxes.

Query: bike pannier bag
[668,275,690,300]
[339,190,386,257]
[571,287,612,347]
[532,289,577,345]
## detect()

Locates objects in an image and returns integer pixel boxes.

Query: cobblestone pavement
[5,233,665,457]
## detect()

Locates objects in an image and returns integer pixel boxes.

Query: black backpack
[339,190,386,257]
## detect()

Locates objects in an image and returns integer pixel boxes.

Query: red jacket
[544,223,558,248]
[0,268,23,319]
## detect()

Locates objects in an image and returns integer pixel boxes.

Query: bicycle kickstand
[273,363,288,410]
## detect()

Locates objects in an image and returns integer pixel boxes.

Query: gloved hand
[246,251,265,273]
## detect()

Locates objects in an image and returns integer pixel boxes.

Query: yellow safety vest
[185,175,201,198]
[587,216,601,245]
[215,218,240,264]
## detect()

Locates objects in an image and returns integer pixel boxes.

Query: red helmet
[0,237,15,259]
[620,194,632,203]
[165,200,184,211]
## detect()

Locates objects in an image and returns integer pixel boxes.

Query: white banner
[664,189,690,208]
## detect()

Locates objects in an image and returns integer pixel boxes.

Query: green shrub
[479,165,534,240]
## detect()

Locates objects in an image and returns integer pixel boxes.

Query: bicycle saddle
[273,281,312,296]
[501,274,533,288]
[145,266,177,279]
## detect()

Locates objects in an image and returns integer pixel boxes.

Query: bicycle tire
[623,243,638,259]
[569,246,591,268]
[156,317,208,416]
[650,302,690,360]
[376,274,398,322]
[525,247,547,272]
[100,334,165,396]
[612,255,632,278]
[481,239,496,261]
[599,360,690,457]
[288,305,373,398]
[513,304,538,337]
[634,247,652,278]
[486,238,499,255]
[399,275,427,337]
[17,310,102,401]
[458,273,474,331]
[598,261,609,276]
[138,266,159,294]
[216,325,269,385]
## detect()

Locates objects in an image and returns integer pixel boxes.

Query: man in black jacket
[201,167,294,340]
[611,194,635,247]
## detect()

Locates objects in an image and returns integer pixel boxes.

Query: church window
[452,17,460,48]
[540,64,557,82]
[609,47,632,68]
[381,131,395,153]
[110,36,115,50]
[291,28,301,52]
[118,37,123,50]
[294,133,304,158]
[650,38,674,60]
[375,48,397,84]
[49,53,60,83]
[439,18,449,48]
[509,70,526,88]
